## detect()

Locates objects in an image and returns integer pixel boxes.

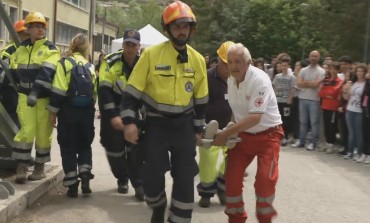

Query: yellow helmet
[217,41,235,63]
[25,11,48,27]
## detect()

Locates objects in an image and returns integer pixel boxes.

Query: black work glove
[27,91,37,107]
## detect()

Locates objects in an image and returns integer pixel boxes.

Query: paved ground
[6,117,370,223]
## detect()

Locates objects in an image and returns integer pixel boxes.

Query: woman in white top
[342,63,367,160]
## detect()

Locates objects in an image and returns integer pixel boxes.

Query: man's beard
[170,34,188,46]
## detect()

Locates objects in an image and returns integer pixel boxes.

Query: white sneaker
[343,153,352,160]
[281,138,288,146]
[325,144,335,154]
[356,154,367,163]
[364,156,370,164]
[291,141,304,148]
[337,147,345,153]
[203,120,219,139]
[224,122,241,149]
[200,120,219,148]
[306,143,315,151]
[352,154,360,161]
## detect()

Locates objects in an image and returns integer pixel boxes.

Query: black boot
[198,197,211,208]
[67,181,80,198]
[80,172,94,195]
[117,180,129,194]
[151,203,166,223]
[134,186,145,202]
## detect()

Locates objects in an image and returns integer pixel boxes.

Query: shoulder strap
[60,57,77,75]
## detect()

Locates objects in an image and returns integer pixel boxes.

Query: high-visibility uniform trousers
[56,104,95,187]
[224,126,284,223]
[100,116,142,188]
[12,93,53,163]
[197,145,227,198]
[1,85,20,127]
[142,114,198,223]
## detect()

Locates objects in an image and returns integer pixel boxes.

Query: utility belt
[244,124,282,135]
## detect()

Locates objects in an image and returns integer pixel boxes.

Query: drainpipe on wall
[90,0,96,62]
[17,0,22,19]
[52,0,57,43]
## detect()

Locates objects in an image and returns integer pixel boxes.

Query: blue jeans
[345,110,364,155]
[299,99,321,146]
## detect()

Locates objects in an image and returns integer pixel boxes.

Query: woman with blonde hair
[48,33,97,198]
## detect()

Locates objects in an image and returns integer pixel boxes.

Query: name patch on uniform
[155,65,171,71]
[185,82,193,92]
[183,68,194,73]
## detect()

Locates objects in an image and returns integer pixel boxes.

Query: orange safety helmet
[217,41,235,63]
[24,11,48,27]
[162,1,196,26]
[14,20,27,33]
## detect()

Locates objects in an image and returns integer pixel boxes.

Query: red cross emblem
[254,97,264,107]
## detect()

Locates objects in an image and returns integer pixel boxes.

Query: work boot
[134,186,145,202]
[151,203,166,223]
[15,162,29,184]
[198,197,211,208]
[117,180,129,194]
[28,163,46,181]
[29,156,35,167]
[80,172,94,195]
[67,181,80,198]
[216,190,226,206]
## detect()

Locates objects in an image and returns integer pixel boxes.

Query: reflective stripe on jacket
[10,38,60,97]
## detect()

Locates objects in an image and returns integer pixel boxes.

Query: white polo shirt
[227,65,282,133]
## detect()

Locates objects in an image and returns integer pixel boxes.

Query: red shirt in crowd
[319,77,344,110]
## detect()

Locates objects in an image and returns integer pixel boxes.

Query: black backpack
[61,57,94,107]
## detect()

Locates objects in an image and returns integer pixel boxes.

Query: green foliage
[98,0,370,62]
[97,0,165,37]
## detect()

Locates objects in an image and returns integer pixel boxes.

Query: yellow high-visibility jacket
[98,50,139,119]
[0,42,17,85]
[10,38,60,98]
[121,41,208,132]
[48,52,97,113]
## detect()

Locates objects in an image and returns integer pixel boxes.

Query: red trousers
[224,126,284,223]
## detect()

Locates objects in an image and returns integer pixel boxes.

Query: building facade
[0,0,118,62]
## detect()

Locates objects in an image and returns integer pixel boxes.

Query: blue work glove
[27,91,37,107]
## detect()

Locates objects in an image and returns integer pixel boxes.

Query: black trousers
[322,110,338,144]
[363,113,370,155]
[338,111,348,152]
[278,102,291,139]
[0,85,19,127]
[57,104,95,186]
[142,114,198,222]
[291,97,300,139]
[100,116,142,188]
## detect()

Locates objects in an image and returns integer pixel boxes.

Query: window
[0,4,6,40]
[64,0,89,10]
[23,10,29,20]
[9,7,17,24]
[8,7,18,40]
[56,22,87,45]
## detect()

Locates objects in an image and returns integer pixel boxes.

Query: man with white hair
[213,43,283,223]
